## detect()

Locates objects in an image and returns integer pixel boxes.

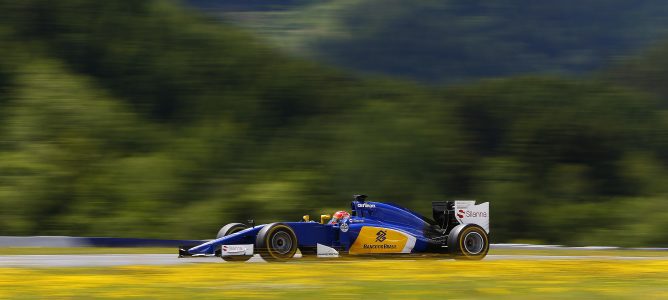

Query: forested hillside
[1,0,667,246]
[187,0,316,11]
[191,0,668,83]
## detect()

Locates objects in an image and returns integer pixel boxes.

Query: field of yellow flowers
[1,258,667,299]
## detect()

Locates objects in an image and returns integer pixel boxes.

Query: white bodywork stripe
[401,233,417,253]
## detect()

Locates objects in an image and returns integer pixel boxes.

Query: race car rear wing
[433,200,490,234]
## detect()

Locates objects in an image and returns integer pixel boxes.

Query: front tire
[256,223,298,262]
[217,223,252,262]
[217,223,247,239]
[447,224,489,260]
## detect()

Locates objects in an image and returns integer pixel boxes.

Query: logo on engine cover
[348,226,416,254]
[375,230,387,242]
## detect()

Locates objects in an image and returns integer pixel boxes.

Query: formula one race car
[180,195,490,261]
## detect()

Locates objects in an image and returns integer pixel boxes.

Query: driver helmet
[330,210,350,224]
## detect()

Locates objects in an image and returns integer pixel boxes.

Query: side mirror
[320,214,331,224]
[302,215,310,222]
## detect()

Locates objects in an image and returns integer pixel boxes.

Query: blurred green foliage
[0,0,667,246]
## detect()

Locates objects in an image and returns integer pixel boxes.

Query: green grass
[1,247,667,298]
[1,259,667,299]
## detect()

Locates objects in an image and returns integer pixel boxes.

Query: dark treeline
[0,0,667,246]
[196,0,668,84]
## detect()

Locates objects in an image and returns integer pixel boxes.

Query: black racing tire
[217,223,248,239]
[256,223,298,262]
[216,223,252,262]
[447,224,489,260]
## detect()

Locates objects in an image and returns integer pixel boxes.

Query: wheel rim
[271,231,293,255]
[463,231,484,255]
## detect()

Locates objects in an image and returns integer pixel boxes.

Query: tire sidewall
[448,224,489,260]
[256,223,298,261]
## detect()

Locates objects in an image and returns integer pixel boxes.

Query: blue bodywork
[188,199,444,255]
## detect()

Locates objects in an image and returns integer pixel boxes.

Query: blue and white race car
[180,195,490,261]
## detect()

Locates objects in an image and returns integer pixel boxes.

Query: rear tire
[217,223,252,262]
[256,223,298,262]
[447,224,489,260]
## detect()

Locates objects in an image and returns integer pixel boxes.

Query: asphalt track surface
[1,254,667,267]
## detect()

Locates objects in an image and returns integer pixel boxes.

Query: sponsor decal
[363,244,397,249]
[221,245,246,253]
[375,230,387,242]
[361,230,395,249]
[340,222,349,232]
[454,200,490,233]
[220,244,253,256]
[357,203,376,208]
[349,226,415,254]
[465,210,487,218]
[316,243,339,257]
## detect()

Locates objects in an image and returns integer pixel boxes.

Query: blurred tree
[0,0,667,246]
[204,0,668,83]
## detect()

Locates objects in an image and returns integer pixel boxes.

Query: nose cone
[188,242,216,255]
